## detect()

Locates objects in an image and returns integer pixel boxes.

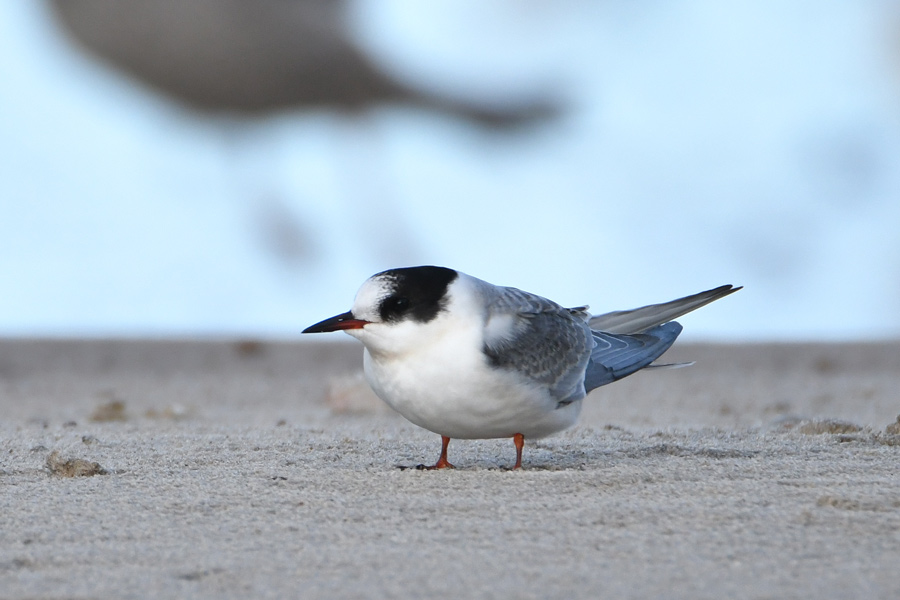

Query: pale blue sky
[1,1,899,339]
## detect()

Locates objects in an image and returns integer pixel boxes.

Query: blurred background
[1,0,899,341]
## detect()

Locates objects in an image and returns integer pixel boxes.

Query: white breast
[358,275,582,439]
[364,348,581,439]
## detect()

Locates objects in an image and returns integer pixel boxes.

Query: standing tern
[303,266,740,469]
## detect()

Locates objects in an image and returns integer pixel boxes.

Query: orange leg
[424,436,455,469]
[512,433,525,470]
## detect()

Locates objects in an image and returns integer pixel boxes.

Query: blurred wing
[583,322,683,392]
[482,286,594,406]
[588,285,741,334]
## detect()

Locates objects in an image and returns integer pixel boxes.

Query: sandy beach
[1,339,899,599]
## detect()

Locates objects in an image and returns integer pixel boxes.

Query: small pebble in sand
[90,399,127,422]
[45,450,107,477]
[885,415,900,436]
[145,403,191,420]
[796,419,863,435]
[325,372,389,414]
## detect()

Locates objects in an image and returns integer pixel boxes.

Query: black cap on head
[374,266,458,324]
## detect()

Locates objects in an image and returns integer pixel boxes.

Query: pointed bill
[302,311,369,333]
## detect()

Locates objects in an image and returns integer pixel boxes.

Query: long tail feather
[588,285,741,334]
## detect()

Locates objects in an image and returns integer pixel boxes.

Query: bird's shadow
[391,432,762,471]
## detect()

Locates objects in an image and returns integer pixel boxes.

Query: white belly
[363,347,582,440]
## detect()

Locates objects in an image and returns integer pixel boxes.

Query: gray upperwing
[481,285,594,406]
[583,321,683,392]
[588,285,741,334]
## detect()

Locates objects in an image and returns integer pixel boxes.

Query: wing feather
[588,285,741,334]
[583,322,683,392]
[481,286,594,406]
[479,282,738,403]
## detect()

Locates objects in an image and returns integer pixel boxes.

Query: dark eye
[380,295,410,321]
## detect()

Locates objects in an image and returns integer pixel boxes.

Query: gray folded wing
[480,282,738,403]
[583,321,683,393]
[588,285,741,334]
[481,286,594,406]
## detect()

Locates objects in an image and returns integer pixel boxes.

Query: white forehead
[351,275,393,321]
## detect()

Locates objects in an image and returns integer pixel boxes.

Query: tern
[303,266,740,469]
